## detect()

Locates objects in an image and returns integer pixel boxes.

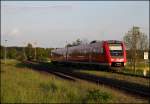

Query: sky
[1,1,149,48]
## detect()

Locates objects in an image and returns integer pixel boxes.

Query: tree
[36,48,46,60]
[25,43,34,60]
[72,38,82,46]
[138,33,149,51]
[123,26,149,71]
[66,43,73,47]
[0,45,4,59]
[7,48,17,59]
[66,38,89,47]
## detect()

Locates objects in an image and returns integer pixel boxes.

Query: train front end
[106,40,127,68]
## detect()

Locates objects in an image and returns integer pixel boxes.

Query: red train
[51,40,127,70]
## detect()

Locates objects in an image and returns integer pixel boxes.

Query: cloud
[2,3,73,12]
[9,28,20,36]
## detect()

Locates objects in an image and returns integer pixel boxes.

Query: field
[1,60,149,103]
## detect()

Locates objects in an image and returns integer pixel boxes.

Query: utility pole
[23,42,27,60]
[4,40,8,64]
[66,41,68,61]
[132,26,140,72]
[34,42,37,61]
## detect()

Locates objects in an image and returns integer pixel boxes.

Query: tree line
[0,43,53,61]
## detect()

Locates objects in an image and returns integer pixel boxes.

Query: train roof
[106,40,122,44]
[51,40,123,53]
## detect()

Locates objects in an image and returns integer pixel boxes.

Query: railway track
[68,64,150,79]
[23,61,76,81]
[48,61,150,79]
[23,61,150,99]
[32,60,150,79]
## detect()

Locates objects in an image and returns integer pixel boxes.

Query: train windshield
[109,44,123,56]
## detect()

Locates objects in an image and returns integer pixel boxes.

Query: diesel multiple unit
[51,40,127,70]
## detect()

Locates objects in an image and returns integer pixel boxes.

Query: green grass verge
[76,70,149,87]
[1,60,112,103]
[123,68,150,77]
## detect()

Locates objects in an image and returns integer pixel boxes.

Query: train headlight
[111,59,114,61]
[109,63,111,66]
[124,63,127,66]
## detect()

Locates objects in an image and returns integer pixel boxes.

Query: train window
[97,48,100,53]
[93,48,96,53]
[84,50,87,54]
[109,44,123,56]
[109,45,122,50]
[101,48,104,54]
[92,47,99,54]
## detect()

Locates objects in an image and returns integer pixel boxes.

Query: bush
[38,57,50,62]
[85,89,112,103]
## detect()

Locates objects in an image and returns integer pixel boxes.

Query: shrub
[85,89,112,103]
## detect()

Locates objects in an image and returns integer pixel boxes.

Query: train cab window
[109,44,123,56]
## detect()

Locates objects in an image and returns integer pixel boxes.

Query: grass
[0,59,149,103]
[76,69,150,87]
[85,89,112,103]
[123,68,150,77]
[123,63,150,77]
